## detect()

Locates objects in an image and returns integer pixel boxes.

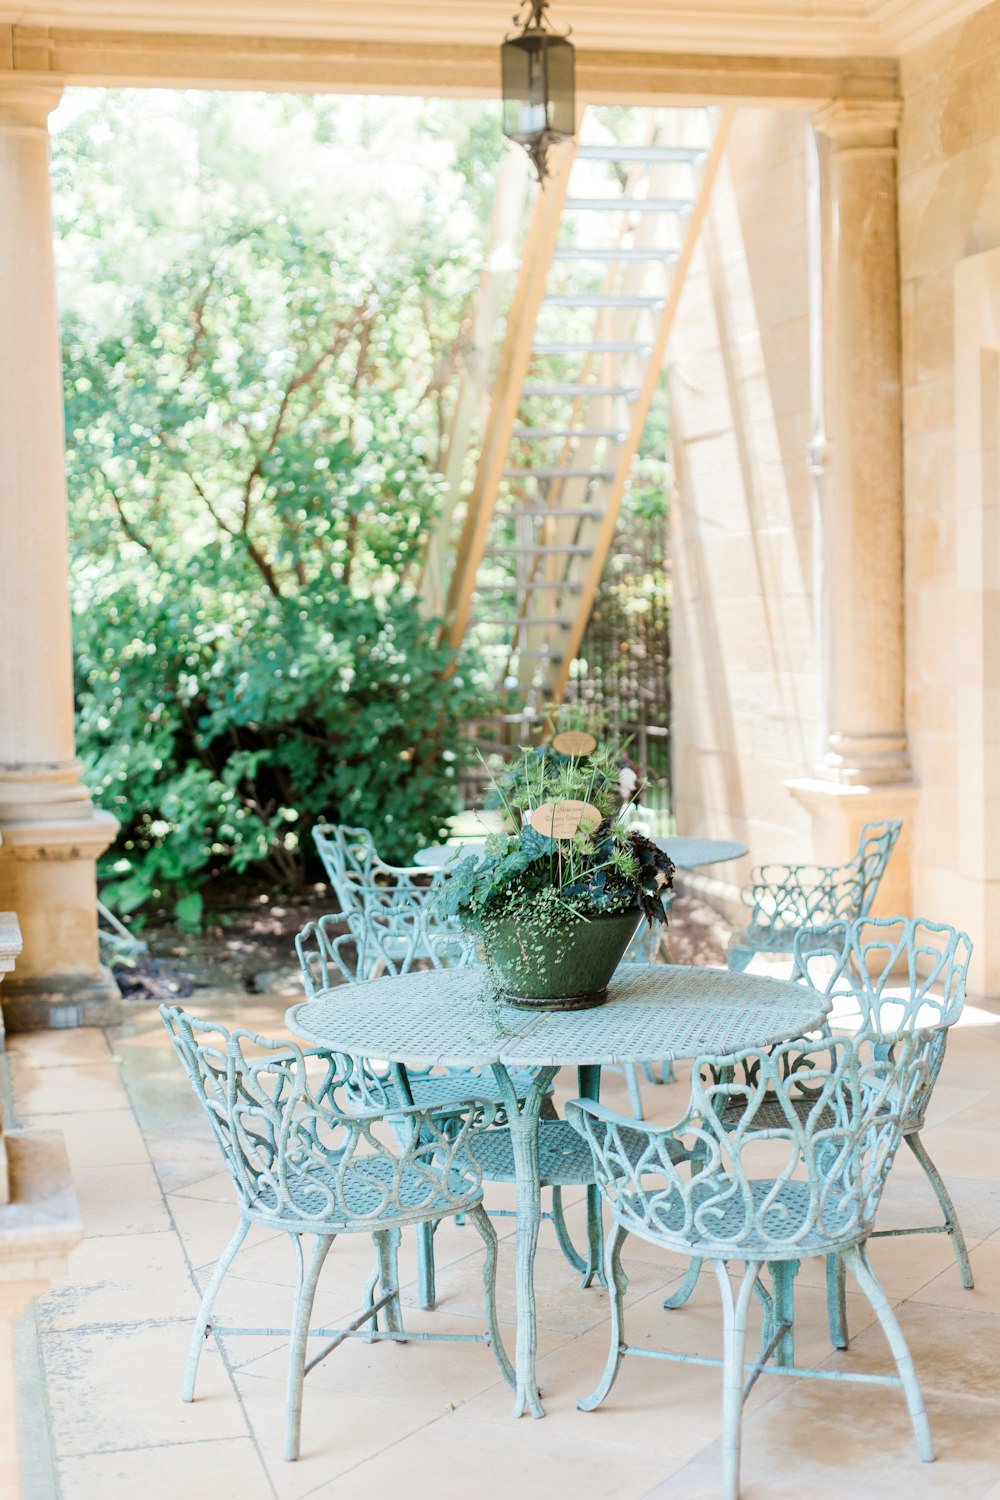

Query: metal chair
[160,1006,513,1462]
[312,824,448,946]
[294,905,594,1301]
[568,1028,939,1500]
[793,915,974,1344]
[664,915,974,1335]
[727,819,902,975]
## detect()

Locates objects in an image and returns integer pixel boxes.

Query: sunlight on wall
[668,109,818,881]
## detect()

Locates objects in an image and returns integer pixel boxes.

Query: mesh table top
[654,836,748,869]
[286,963,829,1070]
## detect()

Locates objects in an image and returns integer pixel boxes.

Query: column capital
[0,76,62,133]
[811,97,902,153]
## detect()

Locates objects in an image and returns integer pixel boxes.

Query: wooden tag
[551,730,598,757]
[532,799,603,841]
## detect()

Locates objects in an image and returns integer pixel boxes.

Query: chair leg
[578,1222,629,1412]
[182,1217,250,1401]
[842,1244,934,1464]
[826,1252,848,1350]
[415,1220,437,1310]
[768,1260,798,1368]
[905,1130,975,1290]
[467,1202,515,1388]
[375,1227,405,1335]
[550,1187,588,1276]
[284,1234,334,1463]
[663,1256,703,1310]
[713,1260,760,1500]
[623,1064,645,1120]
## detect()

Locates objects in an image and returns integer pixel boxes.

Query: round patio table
[413,841,487,868]
[655,835,748,869]
[415,835,748,872]
[287,963,828,1420]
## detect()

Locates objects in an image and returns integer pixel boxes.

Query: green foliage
[54,90,500,914]
[486,740,626,823]
[437,737,673,935]
[436,817,673,933]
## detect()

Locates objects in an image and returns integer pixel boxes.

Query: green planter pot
[482,907,644,1010]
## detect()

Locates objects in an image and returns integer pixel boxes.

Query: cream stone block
[905,510,956,588]
[904,428,956,516]
[914,266,957,383]
[899,145,1000,282]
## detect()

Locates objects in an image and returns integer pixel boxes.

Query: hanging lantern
[501,0,576,183]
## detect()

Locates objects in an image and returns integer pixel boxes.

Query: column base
[0,808,120,1033]
[0,969,121,1033]
[785,776,921,918]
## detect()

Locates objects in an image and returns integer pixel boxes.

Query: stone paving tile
[41,1323,249,1456]
[10,1059,132,1117]
[71,1161,174,1237]
[38,1229,198,1332]
[234,1371,439,1499]
[57,1438,270,1500]
[307,1408,672,1500]
[644,1388,1000,1500]
[23,1107,150,1170]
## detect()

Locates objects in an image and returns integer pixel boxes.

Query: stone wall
[668,108,817,899]
[899,2,1000,993]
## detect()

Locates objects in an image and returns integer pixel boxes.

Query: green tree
[54,90,500,917]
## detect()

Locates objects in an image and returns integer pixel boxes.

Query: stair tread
[576,143,706,163]
[503,467,614,479]
[521,383,640,397]
[565,196,693,212]
[541,293,665,308]
[552,247,680,262]
[512,426,626,439]
[532,340,652,355]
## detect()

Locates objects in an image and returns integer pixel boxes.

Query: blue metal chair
[312,824,448,943]
[294,905,594,1300]
[568,1028,939,1500]
[664,915,973,1333]
[792,915,974,1345]
[728,819,902,975]
[161,1006,513,1462]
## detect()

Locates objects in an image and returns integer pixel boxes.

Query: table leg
[389,1063,437,1312]
[491,1063,559,1420]
[577,1065,605,1290]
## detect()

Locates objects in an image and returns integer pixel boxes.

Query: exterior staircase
[439,104,733,740]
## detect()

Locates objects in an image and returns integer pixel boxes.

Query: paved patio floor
[9,980,1000,1500]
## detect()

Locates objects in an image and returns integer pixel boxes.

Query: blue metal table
[655,835,748,869]
[415,835,748,872]
[287,963,828,1420]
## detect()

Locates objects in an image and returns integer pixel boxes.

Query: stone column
[789,99,918,911]
[0,78,119,1030]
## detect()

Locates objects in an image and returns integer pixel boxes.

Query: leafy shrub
[75,565,479,914]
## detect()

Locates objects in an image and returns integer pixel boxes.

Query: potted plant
[436,745,674,1009]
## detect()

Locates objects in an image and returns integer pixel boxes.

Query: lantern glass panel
[543,35,575,139]
[502,35,547,142]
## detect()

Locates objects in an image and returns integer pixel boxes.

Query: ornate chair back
[295,906,477,997]
[747,818,902,945]
[312,823,443,917]
[793,915,972,1130]
[569,1028,940,1258]
[160,1005,487,1227]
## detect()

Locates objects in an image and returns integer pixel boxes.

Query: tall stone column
[0,78,119,1030]
[789,98,918,911]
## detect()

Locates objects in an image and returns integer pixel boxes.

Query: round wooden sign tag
[551,730,598,757]
[532,799,603,841]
